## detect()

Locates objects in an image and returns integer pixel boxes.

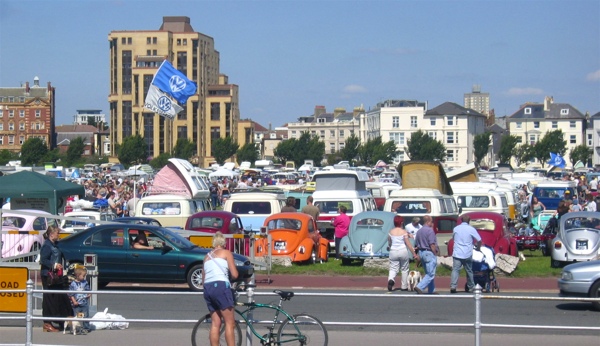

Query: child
[68,267,92,333]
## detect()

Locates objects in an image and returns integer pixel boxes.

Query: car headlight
[561,271,573,281]
[234,258,248,267]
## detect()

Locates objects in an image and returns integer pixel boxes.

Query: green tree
[65,137,86,166]
[172,138,196,160]
[273,138,297,164]
[533,130,567,168]
[0,149,16,166]
[212,136,239,165]
[340,134,361,163]
[357,137,400,166]
[305,134,325,167]
[116,134,148,166]
[405,130,446,161]
[236,143,259,165]
[149,152,171,169]
[20,137,48,166]
[326,153,341,165]
[497,135,519,164]
[569,144,593,167]
[514,143,535,168]
[42,149,63,165]
[473,132,491,167]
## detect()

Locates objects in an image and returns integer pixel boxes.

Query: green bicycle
[192,284,328,346]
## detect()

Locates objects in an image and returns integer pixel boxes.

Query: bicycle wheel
[277,314,328,345]
[191,313,242,346]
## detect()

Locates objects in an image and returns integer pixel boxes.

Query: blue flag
[152,60,197,104]
[547,152,566,168]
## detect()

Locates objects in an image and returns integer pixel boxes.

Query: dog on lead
[408,270,422,291]
[63,312,86,335]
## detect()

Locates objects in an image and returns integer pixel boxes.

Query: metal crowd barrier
[1,282,599,346]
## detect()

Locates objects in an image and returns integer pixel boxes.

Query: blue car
[338,211,397,264]
[58,224,253,291]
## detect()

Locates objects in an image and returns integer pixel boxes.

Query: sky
[1,0,599,128]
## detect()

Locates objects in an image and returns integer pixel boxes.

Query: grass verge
[263,250,562,279]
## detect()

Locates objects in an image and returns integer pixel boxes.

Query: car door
[84,226,128,281]
[126,228,181,282]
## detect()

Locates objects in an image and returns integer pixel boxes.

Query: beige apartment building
[507,96,586,168]
[0,77,55,152]
[108,16,251,167]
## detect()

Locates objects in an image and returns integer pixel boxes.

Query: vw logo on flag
[169,75,187,93]
[157,95,172,111]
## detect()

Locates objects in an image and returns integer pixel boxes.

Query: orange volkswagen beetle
[256,212,329,263]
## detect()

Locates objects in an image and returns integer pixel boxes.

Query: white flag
[143,85,183,120]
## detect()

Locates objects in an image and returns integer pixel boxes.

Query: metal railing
[1,281,599,346]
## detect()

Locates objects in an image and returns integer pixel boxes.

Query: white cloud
[505,87,544,96]
[586,69,600,81]
[342,84,368,94]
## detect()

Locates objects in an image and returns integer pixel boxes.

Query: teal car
[338,211,397,264]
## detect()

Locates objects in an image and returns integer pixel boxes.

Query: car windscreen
[267,218,302,230]
[315,201,354,214]
[457,196,490,208]
[391,201,431,214]
[2,216,26,228]
[469,219,495,231]
[141,202,182,215]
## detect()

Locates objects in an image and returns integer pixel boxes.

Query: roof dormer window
[561,109,569,115]
[524,107,531,115]
[317,118,326,123]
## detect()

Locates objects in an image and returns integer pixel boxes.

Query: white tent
[209,168,239,179]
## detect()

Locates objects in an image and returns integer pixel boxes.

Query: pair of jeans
[415,250,437,293]
[450,256,474,290]
[72,305,90,330]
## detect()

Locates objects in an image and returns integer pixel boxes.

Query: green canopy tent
[0,171,85,214]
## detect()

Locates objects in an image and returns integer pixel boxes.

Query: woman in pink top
[333,205,350,259]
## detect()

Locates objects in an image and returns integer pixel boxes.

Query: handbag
[46,268,63,287]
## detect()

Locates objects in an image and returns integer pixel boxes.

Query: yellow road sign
[0,267,28,313]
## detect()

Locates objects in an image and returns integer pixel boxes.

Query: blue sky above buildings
[1,0,598,127]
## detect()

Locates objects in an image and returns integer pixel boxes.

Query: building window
[320,130,325,139]
[19,97,25,102]
[183,39,187,45]
[410,116,417,128]
[127,37,132,44]
[153,37,157,44]
[339,143,345,150]
[446,131,455,144]
[210,102,220,121]
[35,122,42,130]
[8,97,14,102]
[339,130,345,138]
[35,110,41,117]
[19,110,25,117]
[0,123,3,130]
[291,130,296,138]
[0,110,3,118]
[8,123,14,131]
[330,143,335,154]
[330,130,335,138]
[311,131,316,136]
[588,134,593,146]
[0,136,3,145]
[516,122,522,129]
[392,116,399,128]
[430,118,436,126]
[8,135,14,145]
[19,136,24,145]
[447,149,454,162]
[533,121,540,128]
[529,134,537,145]
[570,135,576,144]
[561,109,569,115]
[9,110,14,117]
[551,121,558,129]
[177,39,181,45]
[317,117,326,123]
[524,107,531,114]
[390,132,405,145]
[428,131,437,140]
[516,136,523,143]
[570,121,576,128]
[446,116,455,126]
[121,37,126,44]
[147,37,151,44]
[19,122,25,131]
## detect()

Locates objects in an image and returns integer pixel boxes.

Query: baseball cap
[565,190,571,194]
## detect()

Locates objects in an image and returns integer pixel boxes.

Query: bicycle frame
[234,298,305,344]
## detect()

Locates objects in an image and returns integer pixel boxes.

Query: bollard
[474,284,482,346]
[26,279,33,346]
[245,276,255,346]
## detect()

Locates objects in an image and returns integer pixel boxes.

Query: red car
[448,212,518,257]
[185,211,245,251]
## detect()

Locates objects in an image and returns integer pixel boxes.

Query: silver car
[550,211,600,268]
[558,260,600,311]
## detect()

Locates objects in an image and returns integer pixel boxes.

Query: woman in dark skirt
[39,226,72,332]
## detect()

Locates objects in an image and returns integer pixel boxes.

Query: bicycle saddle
[273,290,294,300]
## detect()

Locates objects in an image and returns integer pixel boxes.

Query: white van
[135,194,212,229]
[451,186,509,217]
[366,181,402,210]
[384,188,459,256]
[222,191,286,232]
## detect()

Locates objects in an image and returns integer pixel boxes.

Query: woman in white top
[387,216,419,291]
[202,232,239,346]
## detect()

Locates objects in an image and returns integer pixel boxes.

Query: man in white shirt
[589,177,598,192]
[405,217,422,236]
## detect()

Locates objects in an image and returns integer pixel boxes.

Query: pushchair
[469,245,499,293]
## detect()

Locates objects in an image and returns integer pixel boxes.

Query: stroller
[469,245,499,293]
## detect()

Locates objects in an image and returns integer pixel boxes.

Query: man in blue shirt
[450,214,482,293]
[414,215,439,294]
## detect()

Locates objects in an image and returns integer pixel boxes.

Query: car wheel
[341,258,352,265]
[187,264,204,291]
[550,258,562,268]
[309,249,316,264]
[590,281,600,311]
